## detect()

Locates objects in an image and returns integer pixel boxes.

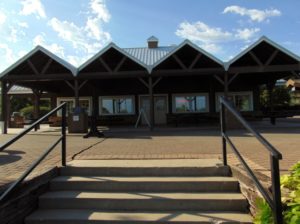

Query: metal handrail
[0,103,66,152]
[219,96,283,224]
[0,103,67,203]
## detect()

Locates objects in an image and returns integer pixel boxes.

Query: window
[57,97,92,116]
[215,92,253,112]
[100,96,134,115]
[173,94,208,113]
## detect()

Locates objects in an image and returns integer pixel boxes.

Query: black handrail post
[220,101,227,166]
[270,155,283,224]
[61,104,66,166]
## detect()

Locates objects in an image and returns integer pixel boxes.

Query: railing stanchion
[270,155,283,224]
[220,103,227,166]
[61,104,66,166]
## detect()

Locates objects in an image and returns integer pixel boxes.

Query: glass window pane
[196,96,206,112]
[102,99,113,114]
[235,95,251,111]
[175,95,207,113]
[101,97,134,115]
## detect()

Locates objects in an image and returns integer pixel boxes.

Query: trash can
[67,107,88,133]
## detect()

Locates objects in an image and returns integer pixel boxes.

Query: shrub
[254,161,300,224]
[20,106,51,119]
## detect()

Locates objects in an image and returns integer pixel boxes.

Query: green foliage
[260,86,291,108]
[20,106,51,119]
[10,96,32,112]
[281,162,300,224]
[254,161,300,224]
[254,198,274,224]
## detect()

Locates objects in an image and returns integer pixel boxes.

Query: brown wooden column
[267,82,276,125]
[74,79,79,108]
[209,77,215,113]
[224,72,229,98]
[148,77,154,131]
[32,89,42,131]
[1,81,7,134]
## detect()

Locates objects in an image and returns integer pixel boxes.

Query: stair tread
[52,176,238,182]
[41,191,246,200]
[67,159,222,168]
[26,209,252,223]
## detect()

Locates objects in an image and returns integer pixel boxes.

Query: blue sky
[0,0,300,72]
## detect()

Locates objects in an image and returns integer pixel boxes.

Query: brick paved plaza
[0,120,300,190]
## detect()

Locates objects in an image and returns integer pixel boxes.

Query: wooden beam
[114,56,126,72]
[2,74,74,81]
[1,81,7,133]
[74,80,79,107]
[99,57,113,73]
[224,72,229,98]
[148,77,154,131]
[27,59,39,75]
[41,59,53,75]
[172,54,187,70]
[249,51,263,67]
[188,53,202,70]
[153,77,162,88]
[138,77,149,89]
[228,64,300,74]
[78,80,88,90]
[291,70,300,78]
[152,67,225,75]
[214,75,224,85]
[228,73,239,85]
[65,80,75,90]
[265,50,278,66]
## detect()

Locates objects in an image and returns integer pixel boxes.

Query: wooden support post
[148,77,154,131]
[209,77,215,113]
[32,89,42,131]
[1,81,7,134]
[74,80,79,108]
[267,82,276,125]
[224,72,229,98]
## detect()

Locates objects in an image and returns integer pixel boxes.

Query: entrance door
[140,95,167,125]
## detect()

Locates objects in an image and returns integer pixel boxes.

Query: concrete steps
[26,209,253,224]
[50,176,240,192]
[25,159,253,223]
[39,191,248,211]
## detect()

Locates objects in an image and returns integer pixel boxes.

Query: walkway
[0,120,299,190]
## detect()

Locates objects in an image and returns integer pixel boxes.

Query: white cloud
[176,21,232,44]
[89,0,111,22]
[0,11,6,25]
[18,50,28,58]
[0,43,15,64]
[175,21,260,53]
[223,5,281,22]
[33,34,65,57]
[8,27,18,43]
[235,28,260,41]
[20,0,46,19]
[48,0,111,54]
[18,21,29,28]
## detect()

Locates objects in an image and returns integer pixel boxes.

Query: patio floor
[0,117,300,190]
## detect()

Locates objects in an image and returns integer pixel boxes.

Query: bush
[20,106,51,119]
[254,161,300,224]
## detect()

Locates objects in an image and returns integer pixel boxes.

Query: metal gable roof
[78,42,150,73]
[0,45,77,78]
[149,39,225,72]
[225,36,300,70]
[123,46,176,67]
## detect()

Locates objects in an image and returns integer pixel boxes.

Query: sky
[0,0,300,72]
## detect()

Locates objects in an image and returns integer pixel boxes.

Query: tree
[260,85,291,108]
